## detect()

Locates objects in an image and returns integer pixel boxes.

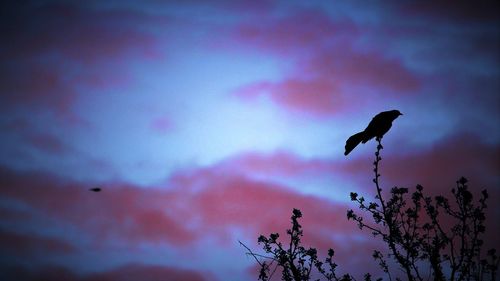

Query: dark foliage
[241,209,355,281]
[242,138,498,281]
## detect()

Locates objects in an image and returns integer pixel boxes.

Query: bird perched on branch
[344,110,402,156]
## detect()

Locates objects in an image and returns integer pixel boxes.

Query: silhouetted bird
[89,187,101,192]
[344,110,402,156]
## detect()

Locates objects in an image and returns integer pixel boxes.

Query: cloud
[173,169,385,276]
[0,162,373,276]
[228,3,498,140]
[218,150,335,177]
[0,1,164,122]
[233,10,358,56]
[356,134,500,193]
[0,162,352,250]
[234,78,343,117]
[217,134,499,211]
[0,1,162,63]
[229,10,421,117]
[1,131,498,279]
[302,49,421,93]
[0,168,196,246]
[0,65,78,118]
[23,132,69,155]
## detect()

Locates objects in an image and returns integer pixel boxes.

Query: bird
[89,187,101,192]
[344,110,402,156]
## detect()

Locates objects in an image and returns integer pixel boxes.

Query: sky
[0,1,499,280]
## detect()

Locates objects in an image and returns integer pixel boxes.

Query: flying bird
[89,187,101,192]
[344,110,402,156]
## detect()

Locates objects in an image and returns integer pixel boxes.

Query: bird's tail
[344,131,365,156]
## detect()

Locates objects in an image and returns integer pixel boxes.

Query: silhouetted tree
[242,138,498,281]
[241,208,356,281]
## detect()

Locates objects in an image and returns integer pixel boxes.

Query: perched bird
[89,187,101,192]
[344,110,402,156]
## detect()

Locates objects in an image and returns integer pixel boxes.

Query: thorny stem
[374,138,416,281]
[373,138,386,220]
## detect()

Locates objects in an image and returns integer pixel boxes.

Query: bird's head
[389,110,403,120]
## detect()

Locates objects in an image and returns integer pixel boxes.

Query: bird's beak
[399,112,403,116]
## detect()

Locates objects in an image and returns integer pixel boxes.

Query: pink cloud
[0,164,379,279]
[1,133,498,278]
[302,49,421,93]
[212,135,500,247]
[235,78,343,116]
[171,169,388,277]
[167,168,365,259]
[0,162,391,279]
[217,150,338,180]
[353,134,500,194]
[0,65,76,115]
[0,2,165,123]
[25,131,70,155]
[229,11,420,117]
[233,10,358,56]
[0,160,359,251]
[0,169,195,246]
[1,2,163,63]
[21,131,498,239]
